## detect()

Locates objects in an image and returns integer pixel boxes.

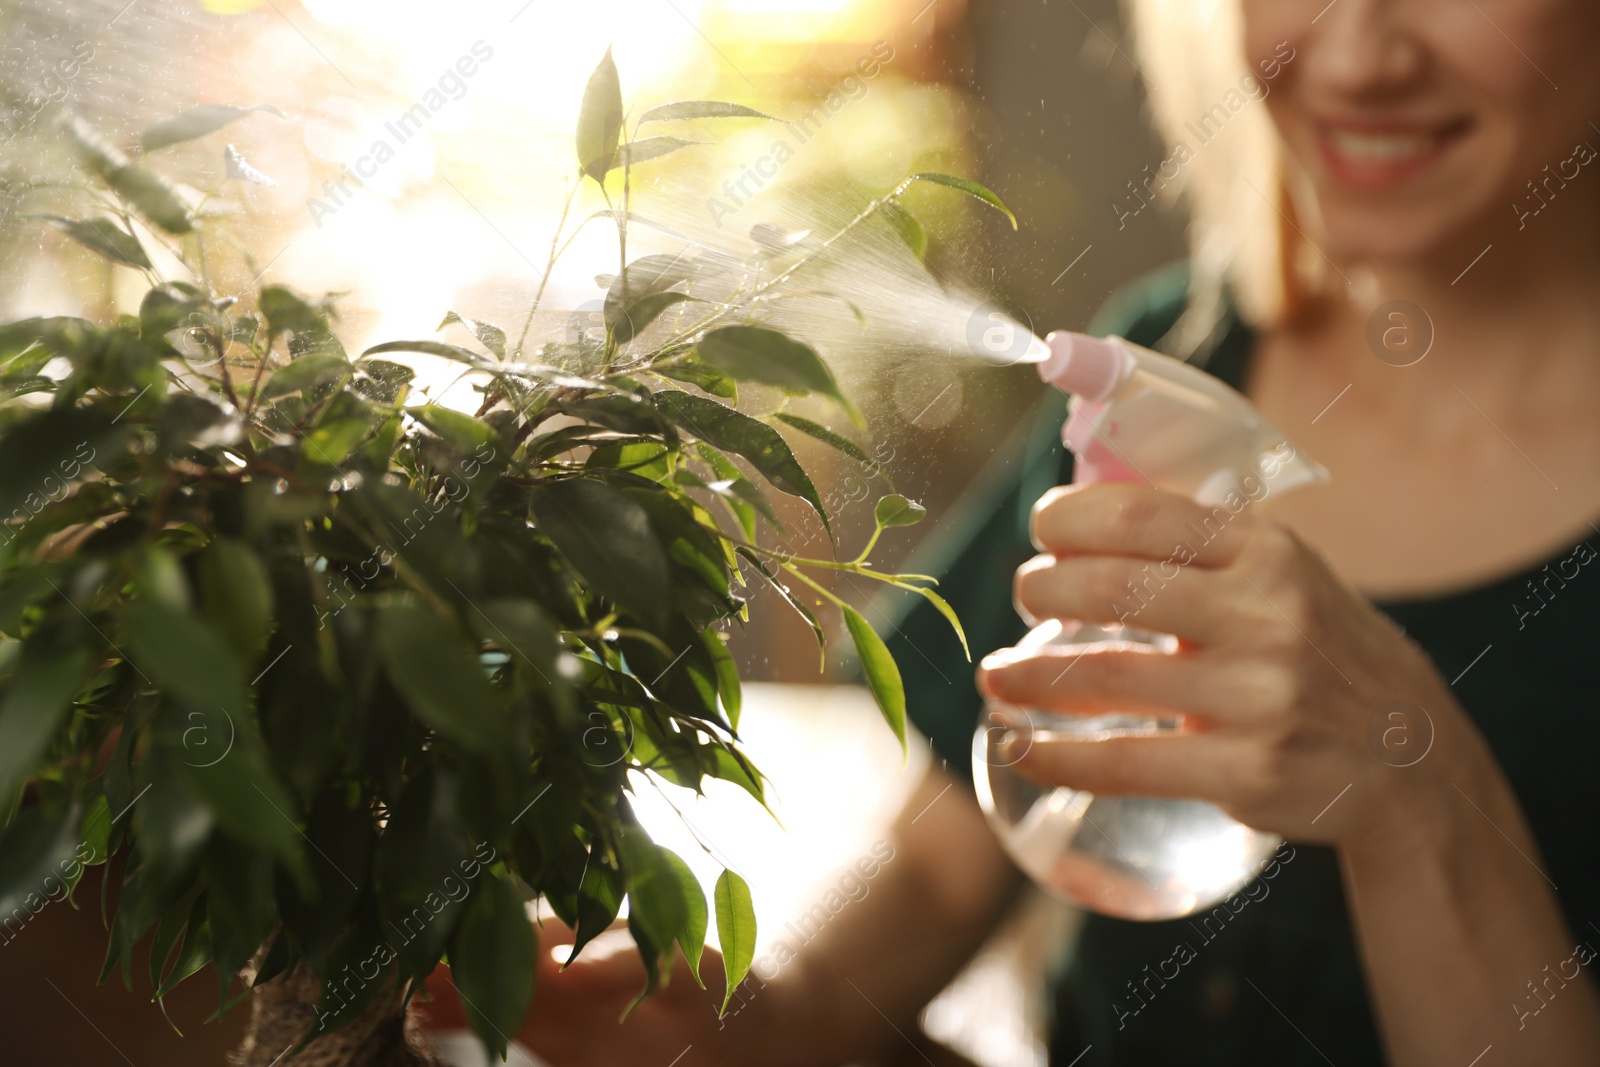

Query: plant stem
[514,176,583,360]
[851,526,883,566]
[688,514,936,584]
[240,330,277,427]
[778,560,847,610]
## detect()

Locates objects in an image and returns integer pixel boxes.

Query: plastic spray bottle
[971,331,1329,920]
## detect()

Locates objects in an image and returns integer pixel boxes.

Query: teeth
[1327,129,1437,161]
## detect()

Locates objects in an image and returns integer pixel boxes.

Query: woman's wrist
[713,950,850,1066]
[1339,690,1505,880]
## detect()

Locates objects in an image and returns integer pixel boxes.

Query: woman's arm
[1342,740,1600,1064]
[981,481,1600,1066]
[764,764,1026,1065]
[453,763,1023,1067]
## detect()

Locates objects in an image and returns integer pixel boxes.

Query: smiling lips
[1314,119,1471,189]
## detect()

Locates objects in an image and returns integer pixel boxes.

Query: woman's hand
[976,482,1490,844]
[424,919,760,1067]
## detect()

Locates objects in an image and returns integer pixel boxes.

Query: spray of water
[497,149,1050,407]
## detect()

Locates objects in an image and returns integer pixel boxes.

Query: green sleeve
[886,263,1193,779]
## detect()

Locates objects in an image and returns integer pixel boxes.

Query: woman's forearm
[723,764,1024,1066]
[1342,743,1600,1066]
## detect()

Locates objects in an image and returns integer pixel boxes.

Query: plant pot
[231,962,440,1067]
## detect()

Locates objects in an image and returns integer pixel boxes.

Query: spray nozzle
[1036,331,1129,401]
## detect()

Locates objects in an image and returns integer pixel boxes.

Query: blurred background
[0,0,1185,1063]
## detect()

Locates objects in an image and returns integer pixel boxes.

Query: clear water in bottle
[972,619,1281,920]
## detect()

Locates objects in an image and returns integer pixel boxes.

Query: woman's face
[1242,0,1600,262]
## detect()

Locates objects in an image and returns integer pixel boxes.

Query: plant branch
[514,175,583,360]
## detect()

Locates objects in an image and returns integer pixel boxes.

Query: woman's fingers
[1002,729,1250,802]
[1031,482,1256,567]
[1013,552,1243,642]
[978,643,1272,727]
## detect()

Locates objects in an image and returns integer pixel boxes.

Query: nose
[1305,0,1427,98]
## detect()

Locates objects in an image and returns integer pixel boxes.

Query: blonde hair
[1125,0,1325,345]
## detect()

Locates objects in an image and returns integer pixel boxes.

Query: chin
[1312,199,1483,263]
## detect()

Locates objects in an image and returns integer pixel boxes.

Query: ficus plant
[0,52,1007,1065]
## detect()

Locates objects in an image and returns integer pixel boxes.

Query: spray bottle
[971,331,1329,920]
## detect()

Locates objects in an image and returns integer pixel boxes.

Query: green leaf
[702,628,741,731]
[615,136,703,170]
[375,769,474,977]
[28,215,152,270]
[0,316,81,365]
[874,494,925,529]
[450,875,535,1061]
[167,731,311,887]
[0,799,83,917]
[841,604,906,750]
[694,444,774,539]
[705,746,766,808]
[880,200,927,260]
[306,911,392,1039]
[604,252,726,313]
[896,582,969,660]
[736,549,825,666]
[469,598,564,700]
[159,394,237,452]
[153,896,211,998]
[362,339,487,367]
[139,103,285,152]
[619,828,681,966]
[302,413,371,467]
[197,538,273,663]
[410,403,499,453]
[79,794,111,867]
[355,360,414,405]
[906,172,1017,230]
[205,839,276,995]
[774,414,875,468]
[139,282,207,339]
[0,406,126,520]
[660,848,707,986]
[577,49,624,183]
[273,791,371,962]
[148,882,204,993]
[100,169,194,235]
[609,290,699,345]
[619,829,704,980]
[567,854,625,965]
[257,285,331,337]
[765,287,867,325]
[638,100,776,125]
[66,119,193,234]
[375,604,501,752]
[713,869,755,1016]
[552,392,675,440]
[0,647,88,803]
[437,311,506,359]
[123,594,248,718]
[696,326,859,426]
[259,352,349,400]
[655,391,829,538]
[620,487,730,600]
[623,912,663,1019]
[529,478,672,632]
[655,358,736,400]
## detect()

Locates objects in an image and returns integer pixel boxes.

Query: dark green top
[889,264,1600,1065]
